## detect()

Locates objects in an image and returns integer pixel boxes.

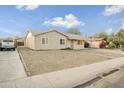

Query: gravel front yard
[18,48,124,76]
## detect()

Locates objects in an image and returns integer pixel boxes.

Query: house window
[42,38,48,45]
[60,39,65,45]
[77,40,83,45]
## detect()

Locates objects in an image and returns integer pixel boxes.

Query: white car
[0,39,16,51]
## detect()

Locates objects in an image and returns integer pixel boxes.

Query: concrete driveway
[0,50,27,82]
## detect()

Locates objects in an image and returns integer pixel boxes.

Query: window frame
[41,37,48,45]
[60,38,65,45]
[77,40,83,45]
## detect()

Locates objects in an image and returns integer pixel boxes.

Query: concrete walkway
[0,50,27,82]
[0,57,124,88]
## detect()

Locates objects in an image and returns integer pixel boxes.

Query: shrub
[61,48,72,50]
[99,40,107,48]
[107,42,116,49]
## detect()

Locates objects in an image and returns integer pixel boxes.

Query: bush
[61,48,72,50]
[107,42,116,49]
[99,40,107,48]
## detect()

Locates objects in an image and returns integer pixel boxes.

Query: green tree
[107,29,124,48]
[107,33,115,44]
[108,42,116,49]
[67,28,81,35]
[93,32,108,40]
[115,29,124,47]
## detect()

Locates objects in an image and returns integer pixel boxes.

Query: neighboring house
[25,29,85,50]
[88,38,106,48]
[16,37,24,47]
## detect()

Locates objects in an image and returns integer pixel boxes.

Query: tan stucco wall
[89,41,100,48]
[35,31,71,50]
[25,32,35,49]
[72,40,84,49]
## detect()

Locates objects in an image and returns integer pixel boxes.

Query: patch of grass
[60,48,73,50]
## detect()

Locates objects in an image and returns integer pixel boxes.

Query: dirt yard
[18,48,124,76]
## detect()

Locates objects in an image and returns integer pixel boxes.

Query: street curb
[17,49,31,76]
[0,57,124,88]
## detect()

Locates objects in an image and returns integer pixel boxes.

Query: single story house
[88,38,107,48]
[25,29,85,50]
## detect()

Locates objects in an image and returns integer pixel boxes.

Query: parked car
[0,39,16,51]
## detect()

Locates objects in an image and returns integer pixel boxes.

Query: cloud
[104,28,113,35]
[121,21,124,29]
[43,14,85,28]
[0,28,13,35]
[103,5,124,16]
[0,28,21,36]
[16,5,40,11]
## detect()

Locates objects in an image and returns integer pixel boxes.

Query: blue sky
[0,5,124,38]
